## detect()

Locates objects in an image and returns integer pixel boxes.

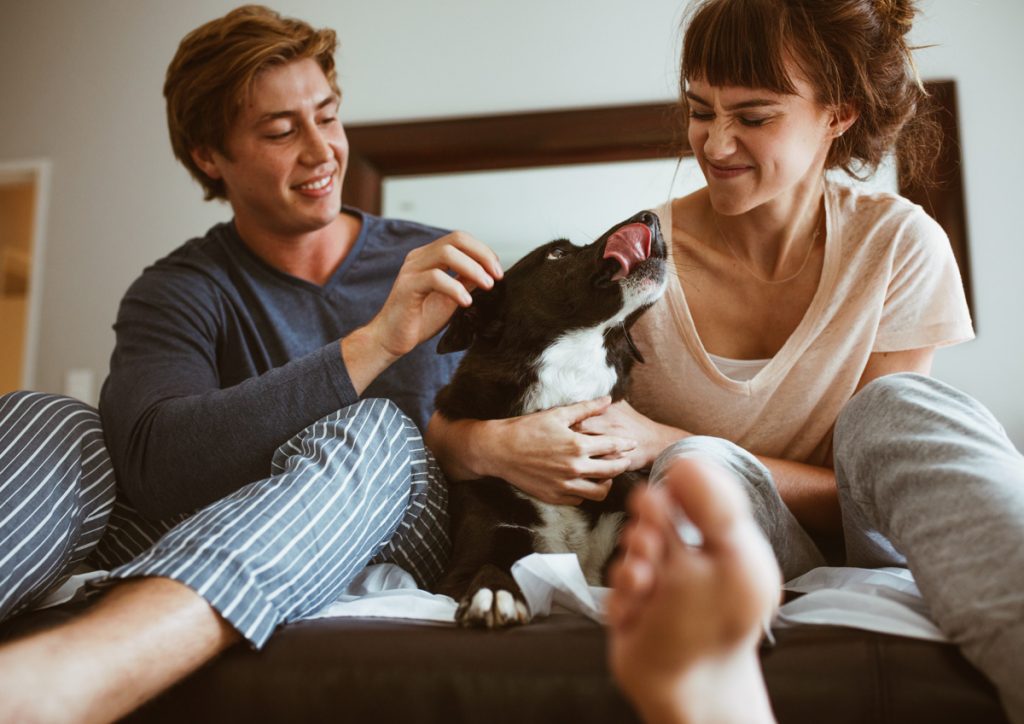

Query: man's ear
[190,146,223,180]
[436,284,504,354]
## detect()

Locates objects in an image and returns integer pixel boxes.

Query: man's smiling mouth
[295,174,333,191]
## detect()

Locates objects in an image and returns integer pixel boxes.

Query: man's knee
[0,392,112,620]
[273,398,419,470]
[270,398,422,507]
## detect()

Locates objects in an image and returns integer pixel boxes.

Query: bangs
[682,0,798,95]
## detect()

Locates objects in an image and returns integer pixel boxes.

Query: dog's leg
[455,525,536,629]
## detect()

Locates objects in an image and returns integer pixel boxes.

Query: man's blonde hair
[164,5,339,200]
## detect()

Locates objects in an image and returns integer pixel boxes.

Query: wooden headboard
[343,80,972,312]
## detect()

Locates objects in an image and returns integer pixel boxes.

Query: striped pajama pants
[0,391,450,648]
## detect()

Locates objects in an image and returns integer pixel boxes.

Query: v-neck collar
[660,182,841,395]
[226,207,368,296]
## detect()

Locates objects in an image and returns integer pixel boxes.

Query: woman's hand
[574,400,688,470]
[428,397,641,506]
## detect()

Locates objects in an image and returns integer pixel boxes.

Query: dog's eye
[546,247,568,260]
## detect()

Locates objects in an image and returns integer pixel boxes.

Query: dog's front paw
[456,587,531,629]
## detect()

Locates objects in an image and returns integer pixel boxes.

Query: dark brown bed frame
[343,80,972,314]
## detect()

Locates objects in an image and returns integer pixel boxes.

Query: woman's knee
[835,372,1000,469]
[651,436,770,494]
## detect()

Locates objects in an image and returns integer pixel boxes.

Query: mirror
[345,85,971,310]
[381,158,900,267]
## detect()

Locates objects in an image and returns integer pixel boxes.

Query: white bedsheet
[310,554,949,643]
[38,555,949,644]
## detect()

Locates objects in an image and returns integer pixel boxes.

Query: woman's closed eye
[689,110,769,127]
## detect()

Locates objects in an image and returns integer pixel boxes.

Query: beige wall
[0,0,1021,445]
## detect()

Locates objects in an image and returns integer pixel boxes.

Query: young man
[0,6,504,720]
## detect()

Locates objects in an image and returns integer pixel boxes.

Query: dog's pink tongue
[603,223,652,281]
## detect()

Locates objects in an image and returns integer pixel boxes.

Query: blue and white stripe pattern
[94,397,450,647]
[2,394,450,648]
[0,391,116,620]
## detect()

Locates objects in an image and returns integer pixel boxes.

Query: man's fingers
[420,268,473,307]
[436,244,498,293]
[419,231,503,282]
[442,230,504,280]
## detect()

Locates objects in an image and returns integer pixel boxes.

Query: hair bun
[875,0,917,38]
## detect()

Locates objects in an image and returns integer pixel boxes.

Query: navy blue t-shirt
[99,209,460,519]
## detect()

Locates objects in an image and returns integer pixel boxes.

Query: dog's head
[438,210,667,356]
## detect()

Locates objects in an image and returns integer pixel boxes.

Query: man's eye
[546,247,568,260]
[689,111,714,122]
[266,129,294,140]
[319,116,337,126]
[740,117,768,127]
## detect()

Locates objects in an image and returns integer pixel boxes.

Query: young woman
[429,0,1024,720]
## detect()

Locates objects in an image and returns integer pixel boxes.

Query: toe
[661,457,749,551]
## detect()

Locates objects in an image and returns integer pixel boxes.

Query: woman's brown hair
[679,0,939,185]
[164,5,340,201]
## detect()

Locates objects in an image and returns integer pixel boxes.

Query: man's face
[197,58,347,238]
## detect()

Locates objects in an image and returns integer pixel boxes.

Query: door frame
[0,158,52,390]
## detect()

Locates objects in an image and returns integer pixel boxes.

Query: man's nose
[300,125,333,166]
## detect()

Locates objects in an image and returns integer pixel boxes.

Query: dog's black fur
[433,210,667,628]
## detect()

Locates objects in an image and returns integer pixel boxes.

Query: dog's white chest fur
[520,328,617,414]
[531,502,625,585]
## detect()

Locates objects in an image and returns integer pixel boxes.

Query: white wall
[0,0,1021,447]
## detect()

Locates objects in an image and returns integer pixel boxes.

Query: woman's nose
[703,119,737,160]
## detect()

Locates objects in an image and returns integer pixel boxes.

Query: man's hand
[428,397,641,506]
[342,231,502,394]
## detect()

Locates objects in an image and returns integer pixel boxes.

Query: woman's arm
[757,345,936,535]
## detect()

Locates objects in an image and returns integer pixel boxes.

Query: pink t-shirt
[628,181,975,466]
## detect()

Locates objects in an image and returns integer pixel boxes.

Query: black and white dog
[432,210,668,628]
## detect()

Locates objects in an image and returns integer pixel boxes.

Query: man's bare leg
[0,577,239,723]
[607,457,781,724]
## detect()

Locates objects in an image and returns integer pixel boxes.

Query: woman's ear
[190,147,223,180]
[830,103,860,139]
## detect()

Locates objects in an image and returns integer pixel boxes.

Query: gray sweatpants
[650,373,1024,724]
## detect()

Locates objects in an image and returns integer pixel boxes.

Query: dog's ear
[437,284,505,354]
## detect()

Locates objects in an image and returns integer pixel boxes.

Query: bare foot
[607,457,781,724]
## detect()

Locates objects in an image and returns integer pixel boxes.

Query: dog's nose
[638,211,656,225]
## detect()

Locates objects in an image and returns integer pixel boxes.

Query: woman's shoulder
[828,180,947,254]
[828,179,933,228]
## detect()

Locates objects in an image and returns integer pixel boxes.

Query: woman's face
[685,65,839,217]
